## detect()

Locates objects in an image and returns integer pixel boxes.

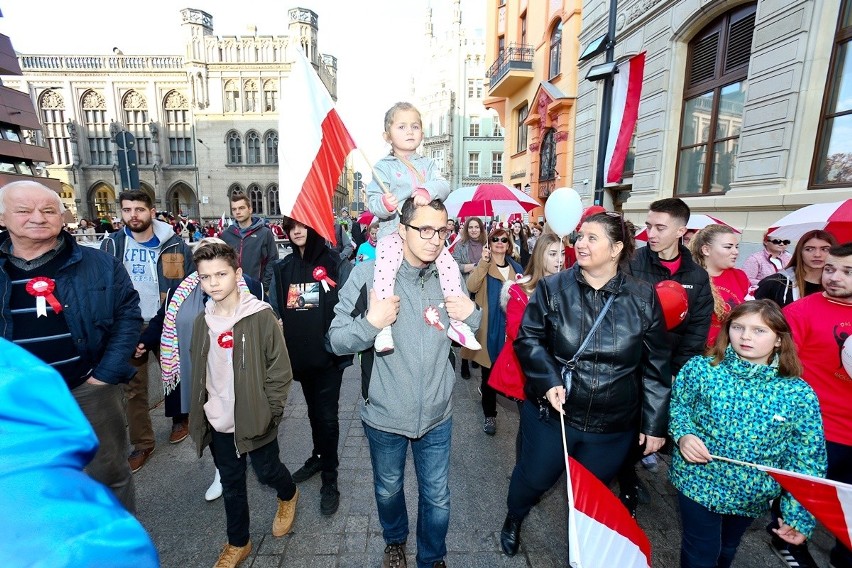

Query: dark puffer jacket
[515,265,671,437]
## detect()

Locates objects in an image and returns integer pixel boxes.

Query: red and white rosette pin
[26,277,63,318]
[312,266,336,293]
[217,331,234,349]
[423,305,445,331]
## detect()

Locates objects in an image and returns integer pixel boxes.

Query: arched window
[224,80,239,113]
[265,130,278,163]
[539,128,557,181]
[549,21,562,79]
[123,90,151,165]
[82,90,110,165]
[246,131,261,164]
[244,79,258,112]
[263,79,278,112]
[164,91,192,165]
[267,183,279,215]
[248,183,263,214]
[675,3,754,195]
[227,131,242,164]
[38,90,70,165]
[228,183,244,198]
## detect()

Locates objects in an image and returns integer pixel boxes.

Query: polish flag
[604,52,645,184]
[278,48,356,244]
[567,456,651,568]
[217,211,227,234]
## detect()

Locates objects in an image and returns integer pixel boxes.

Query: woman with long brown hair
[452,217,488,378]
[755,229,837,307]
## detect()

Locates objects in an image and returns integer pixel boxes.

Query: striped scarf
[160,272,250,395]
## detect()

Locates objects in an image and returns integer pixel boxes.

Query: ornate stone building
[2,7,351,222]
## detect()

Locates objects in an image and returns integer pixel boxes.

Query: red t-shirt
[784,293,852,445]
[659,255,682,276]
[707,268,750,346]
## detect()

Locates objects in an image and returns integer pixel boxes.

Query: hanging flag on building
[603,52,646,185]
[567,456,652,568]
[278,48,356,244]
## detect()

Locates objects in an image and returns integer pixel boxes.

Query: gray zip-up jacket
[329,259,481,438]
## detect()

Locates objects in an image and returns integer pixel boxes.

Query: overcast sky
[1,0,485,179]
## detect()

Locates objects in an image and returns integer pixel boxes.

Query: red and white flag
[756,464,852,550]
[278,48,356,244]
[604,52,645,184]
[217,211,227,234]
[566,456,651,568]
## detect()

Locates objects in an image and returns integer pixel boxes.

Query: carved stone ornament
[39,90,64,110]
[66,120,77,137]
[538,92,552,130]
[263,79,278,90]
[164,91,189,110]
[148,121,159,137]
[529,143,540,153]
[181,8,213,29]
[123,90,147,110]
[244,79,257,91]
[554,130,569,142]
[288,8,318,28]
[81,90,106,110]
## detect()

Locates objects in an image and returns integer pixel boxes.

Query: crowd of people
[1,100,850,568]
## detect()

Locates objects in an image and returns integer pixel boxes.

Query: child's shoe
[375,326,395,353]
[447,320,481,350]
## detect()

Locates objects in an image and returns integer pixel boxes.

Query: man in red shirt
[784,242,852,568]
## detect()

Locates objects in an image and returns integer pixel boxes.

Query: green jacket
[189,307,293,457]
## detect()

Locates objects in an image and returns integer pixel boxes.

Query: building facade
[575,0,852,242]
[2,7,351,223]
[417,0,505,197]
[483,0,584,221]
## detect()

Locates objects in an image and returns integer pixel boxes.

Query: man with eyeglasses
[329,197,480,568]
[743,231,792,287]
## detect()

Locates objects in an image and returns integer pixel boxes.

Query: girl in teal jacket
[669,299,827,568]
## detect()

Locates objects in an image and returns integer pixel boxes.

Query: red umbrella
[444,183,539,218]
[356,211,376,225]
[768,200,852,242]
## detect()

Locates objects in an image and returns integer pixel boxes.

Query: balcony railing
[19,55,185,72]
[486,43,534,88]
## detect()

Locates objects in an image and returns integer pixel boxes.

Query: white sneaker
[205,468,223,501]
[448,320,481,350]
[375,326,395,353]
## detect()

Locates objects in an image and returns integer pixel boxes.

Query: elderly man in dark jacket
[0,181,142,512]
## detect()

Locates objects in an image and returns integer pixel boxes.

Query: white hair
[0,180,66,215]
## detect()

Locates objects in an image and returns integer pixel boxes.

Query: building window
[164,91,193,166]
[539,129,557,181]
[38,90,70,165]
[263,79,278,111]
[265,131,279,163]
[246,131,261,164]
[549,21,563,79]
[431,149,445,171]
[520,14,527,46]
[228,183,244,198]
[516,103,529,153]
[244,80,258,113]
[227,131,242,164]
[492,152,503,176]
[492,116,503,137]
[224,80,239,113]
[122,90,151,165]
[467,79,475,98]
[248,183,263,214]
[498,36,505,55]
[81,90,110,166]
[468,152,480,176]
[469,116,480,137]
[267,183,279,215]
[675,3,754,195]
[813,0,852,187]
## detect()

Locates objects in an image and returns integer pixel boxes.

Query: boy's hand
[381,193,399,212]
[773,522,806,546]
[678,434,711,463]
[134,343,146,358]
[366,289,400,329]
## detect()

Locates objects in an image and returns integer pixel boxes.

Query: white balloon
[842,335,852,378]
[544,187,584,238]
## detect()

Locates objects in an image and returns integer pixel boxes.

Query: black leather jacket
[515,265,671,437]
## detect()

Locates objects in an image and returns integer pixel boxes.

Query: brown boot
[212,541,251,568]
[272,487,299,536]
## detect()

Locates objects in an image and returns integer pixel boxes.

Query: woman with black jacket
[499,212,671,558]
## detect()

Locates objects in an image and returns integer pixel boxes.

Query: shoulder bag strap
[562,293,616,394]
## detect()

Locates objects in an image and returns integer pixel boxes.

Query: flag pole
[560,411,583,568]
[356,147,391,195]
[708,454,767,469]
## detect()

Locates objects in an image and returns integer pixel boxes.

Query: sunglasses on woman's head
[491,236,509,243]
[768,239,790,245]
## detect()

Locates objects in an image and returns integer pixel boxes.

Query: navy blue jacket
[0,231,143,385]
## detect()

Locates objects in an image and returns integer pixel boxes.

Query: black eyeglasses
[491,236,509,243]
[769,239,791,245]
[403,223,449,240]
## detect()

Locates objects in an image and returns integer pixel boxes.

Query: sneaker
[272,488,299,537]
[128,447,154,473]
[641,453,659,473]
[169,420,189,444]
[382,543,407,568]
[447,320,481,350]
[769,536,818,568]
[320,482,340,516]
[205,469,223,501]
[213,541,252,568]
[483,417,497,436]
[375,326,394,353]
[432,562,447,568]
[291,456,322,483]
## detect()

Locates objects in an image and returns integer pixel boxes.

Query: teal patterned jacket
[669,347,827,536]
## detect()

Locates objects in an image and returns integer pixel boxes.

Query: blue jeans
[363,418,452,568]
[677,491,754,568]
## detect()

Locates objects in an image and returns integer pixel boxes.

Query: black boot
[500,513,523,556]
[460,358,470,379]
[291,455,322,483]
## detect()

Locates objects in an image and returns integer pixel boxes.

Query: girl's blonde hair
[689,224,738,320]
[518,233,562,295]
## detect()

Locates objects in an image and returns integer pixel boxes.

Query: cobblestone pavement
[136,356,832,567]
